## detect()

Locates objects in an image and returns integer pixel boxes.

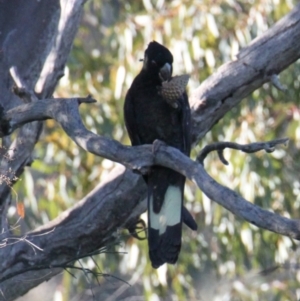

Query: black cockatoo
[124,41,197,268]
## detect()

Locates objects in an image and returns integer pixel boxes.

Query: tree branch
[197,138,289,165]
[0,0,87,299]
[0,93,299,289]
[0,3,300,301]
[0,0,85,210]
[190,3,300,144]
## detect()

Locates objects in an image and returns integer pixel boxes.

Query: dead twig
[197,138,289,165]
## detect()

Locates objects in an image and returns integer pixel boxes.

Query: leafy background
[15,0,300,300]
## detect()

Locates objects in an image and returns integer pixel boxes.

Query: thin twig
[78,95,97,104]
[197,138,289,165]
[259,261,300,276]
[270,74,286,91]
[78,259,95,300]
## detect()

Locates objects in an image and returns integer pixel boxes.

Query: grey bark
[0,0,85,300]
[0,3,299,301]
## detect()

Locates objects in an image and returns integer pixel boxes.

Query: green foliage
[14,0,300,300]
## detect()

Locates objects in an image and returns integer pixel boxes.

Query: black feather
[124,41,195,268]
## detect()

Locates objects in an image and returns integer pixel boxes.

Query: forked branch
[0,4,300,299]
[0,98,298,242]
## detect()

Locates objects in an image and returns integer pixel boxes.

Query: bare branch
[0,0,84,217]
[0,165,146,294]
[0,4,300,300]
[197,138,289,165]
[0,106,299,297]
[78,95,97,104]
[0,98,299,243]
[0,0,88,299]
[152,144,300,240]
[190,4,300,144]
